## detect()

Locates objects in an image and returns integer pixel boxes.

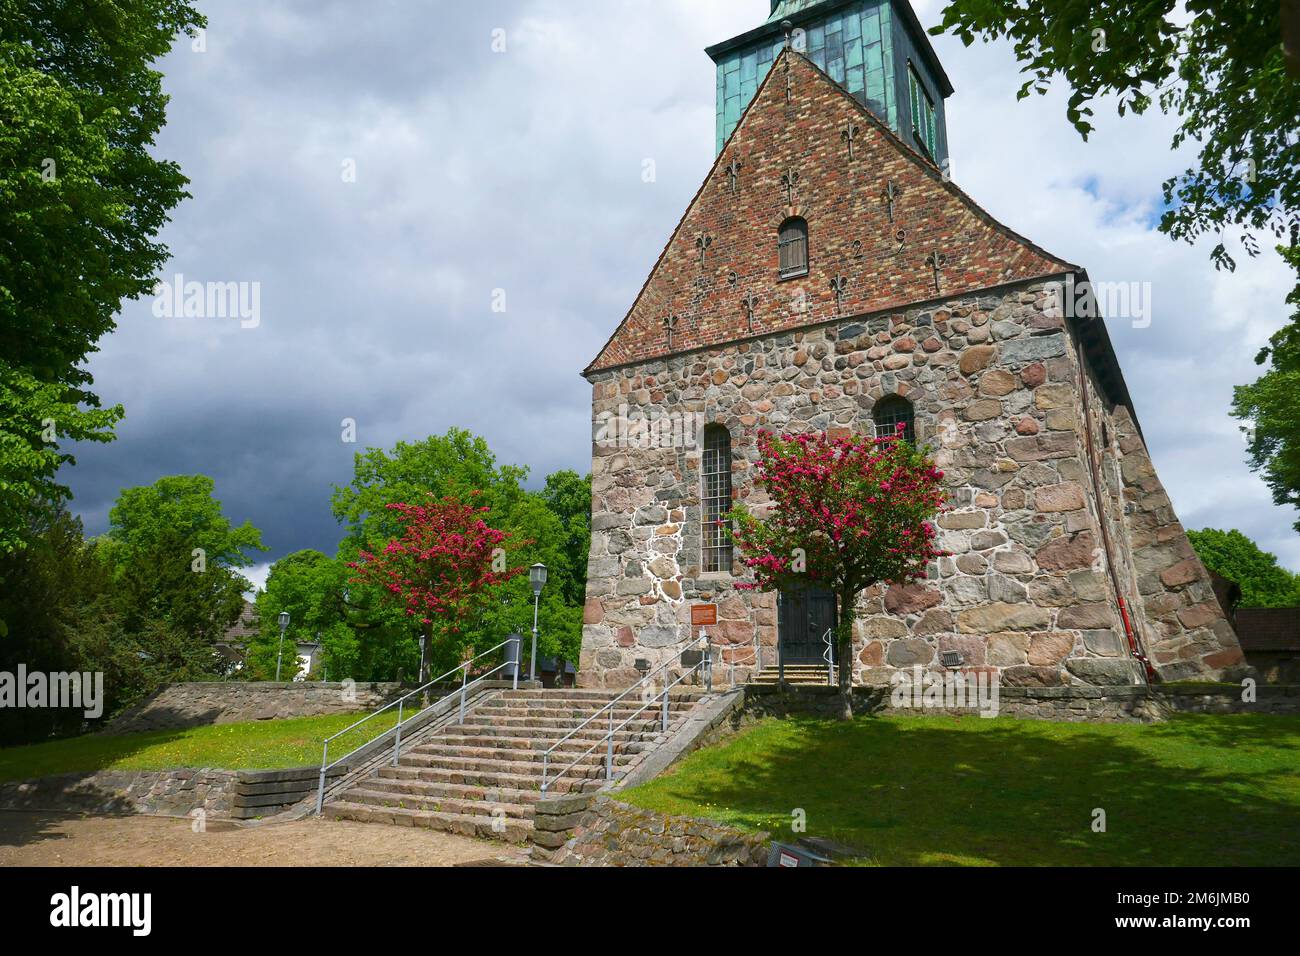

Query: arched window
[873,395,916,444]
[778,217,809,279]
[702,425,733,573]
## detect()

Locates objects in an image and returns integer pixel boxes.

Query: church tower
[709,0,952,166]
[579,1,1244,693]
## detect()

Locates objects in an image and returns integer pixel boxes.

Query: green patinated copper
[714,0,898,154]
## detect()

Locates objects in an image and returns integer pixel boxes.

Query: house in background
[1233,609,1300,683]
[215,599,257,673]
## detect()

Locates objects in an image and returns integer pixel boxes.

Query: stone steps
[467,703,693,721]
[750,665,834,685]
[322,686,713,842]
[444,723,660,743]
[371,771,543,805]
[340,785,535,821]
[374,763,604,793]
[399,748,641,773]
[456,714,666,734]
[323,800,533,843]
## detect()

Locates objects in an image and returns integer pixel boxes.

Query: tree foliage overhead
[930,2,1296,271]
[1186,527,1300,608]
[0,0,204,386]
[0,368,121,555]
[1233,241,1300,530]
[0,0,203,554]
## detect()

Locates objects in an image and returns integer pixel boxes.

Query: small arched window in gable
[873,395,916,445]
[702,425,734,574]
[778,217,809,279]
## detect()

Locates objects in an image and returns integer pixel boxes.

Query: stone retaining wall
[105,681,404,734]
[531,793,768,866]
[232,766,348,819]
[0,768,238,818]
[740,682,1300,723]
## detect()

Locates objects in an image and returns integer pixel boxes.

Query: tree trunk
[836,589,856,720]
[418,627,431,706]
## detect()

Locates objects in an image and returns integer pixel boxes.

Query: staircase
[322,687,709,843]
[749,664,835,686]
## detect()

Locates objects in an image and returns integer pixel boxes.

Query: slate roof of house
[584,48,1075,376]
[1234,607,1300,653]
[222,600,259,645]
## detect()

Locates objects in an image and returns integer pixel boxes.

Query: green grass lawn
[620,713,1300,866]
[0,710,408,784]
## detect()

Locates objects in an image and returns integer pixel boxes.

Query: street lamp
[275,611,290,681]
[528,563,547,683]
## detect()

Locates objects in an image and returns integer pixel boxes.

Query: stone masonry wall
[581,278,1244,689]
[531,793,769,867]
[104,681,403,735]
[739,683,1299,724]
[0,768,238,818]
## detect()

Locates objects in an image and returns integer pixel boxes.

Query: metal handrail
[540,635,710,794]
[717,636,762,685]
[822,626,835,686]
[315,637,519,813]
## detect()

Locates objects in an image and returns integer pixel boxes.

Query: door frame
[777,586,838,666]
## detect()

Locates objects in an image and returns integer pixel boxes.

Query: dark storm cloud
[62,0,1299,577]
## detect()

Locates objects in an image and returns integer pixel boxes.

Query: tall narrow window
[908,66,936,158]
[873,395,916,444]
[702,425,734,573]
[778,217,809,279]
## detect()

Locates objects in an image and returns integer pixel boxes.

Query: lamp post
[529,563,547,683]
[275,611,290,681]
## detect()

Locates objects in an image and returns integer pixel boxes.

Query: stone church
[579,0,1245,690]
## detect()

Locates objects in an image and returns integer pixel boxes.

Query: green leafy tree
[0,508,110,742]
[247,550,359,681]
[1233,242,1300,530]
[0,506,213,744]
[332,430,528,677]
[475,491,582,680]
[1186,527,1300,608]
[99,475,266,644]
[332,429,528,547]
[0,0,204,551]
[930,2,1296,272]
[0,368,122,557]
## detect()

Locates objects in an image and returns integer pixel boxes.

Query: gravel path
[0,811,529,867]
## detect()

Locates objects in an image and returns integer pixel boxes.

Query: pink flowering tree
[728,426,948,718]
[349,494,524,685]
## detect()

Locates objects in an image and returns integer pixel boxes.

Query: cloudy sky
[64,0,1298,588]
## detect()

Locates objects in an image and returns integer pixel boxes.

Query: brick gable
[585,49,1075,375]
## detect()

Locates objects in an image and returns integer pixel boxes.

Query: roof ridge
[581,46,789,377]
[787,48,1078,273]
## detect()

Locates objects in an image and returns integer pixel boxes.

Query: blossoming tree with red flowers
[728,426,948,718]
[348,494,524,685]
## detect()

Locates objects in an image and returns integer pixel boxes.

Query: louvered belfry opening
[702,424,734,573]
[778,217,809,279]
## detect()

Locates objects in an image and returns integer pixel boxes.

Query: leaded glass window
[873,396,916,444]
[702,425,733,573]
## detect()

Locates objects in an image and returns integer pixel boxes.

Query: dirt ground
[0,810,530,867]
